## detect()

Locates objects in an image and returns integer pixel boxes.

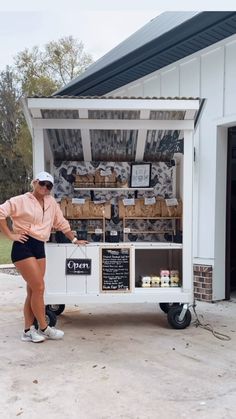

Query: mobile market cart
[22,96,203,329]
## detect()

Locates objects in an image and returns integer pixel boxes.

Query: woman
[0,171,88,343]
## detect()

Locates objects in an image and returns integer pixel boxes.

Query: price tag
[144,197,156,205]
[110,230,118,236]
[124,227,130,233]
[93,200,106,204]
[123,198,135,206]
[72,198,85,204]
[95,228,103,234]
[165,198,178,206]
[100,168,112,176]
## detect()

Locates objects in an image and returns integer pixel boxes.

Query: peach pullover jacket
[0,192,70,242]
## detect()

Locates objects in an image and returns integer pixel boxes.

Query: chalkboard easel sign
[101,247,131,292]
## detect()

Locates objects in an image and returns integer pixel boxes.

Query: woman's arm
[53,201,88,245]
[64,230,88,246]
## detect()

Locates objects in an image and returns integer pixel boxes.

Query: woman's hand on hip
[10,232,29,243]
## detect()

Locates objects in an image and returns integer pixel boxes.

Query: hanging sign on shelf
[65,258,92,275]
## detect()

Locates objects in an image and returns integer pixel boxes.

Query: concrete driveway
[0,272,236,419]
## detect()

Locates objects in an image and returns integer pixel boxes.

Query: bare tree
[44,36,93,85]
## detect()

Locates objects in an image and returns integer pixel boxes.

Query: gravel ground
[0,267,18,275]
[1,272,236,419]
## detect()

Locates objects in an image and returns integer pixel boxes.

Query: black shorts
[11,236,45,263]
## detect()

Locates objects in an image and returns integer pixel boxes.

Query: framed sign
[130,163,152,188]
[66,258,91,275]
[101,247,131,292]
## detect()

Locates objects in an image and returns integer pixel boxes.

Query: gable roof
[56,11,236,97]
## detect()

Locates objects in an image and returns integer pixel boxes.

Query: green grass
[0,232,12,264]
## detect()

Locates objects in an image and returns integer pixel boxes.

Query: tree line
[0,36,93,203]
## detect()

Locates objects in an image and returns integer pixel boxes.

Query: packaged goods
[160,270,170,287]
[118,198,163,218]
[94,168,117,187]
[140,276,151,287]
[74,174,94,188]
[161,199,182,217]
[151,276,161,287]
[170,270,180,287]
[61,199,111,219]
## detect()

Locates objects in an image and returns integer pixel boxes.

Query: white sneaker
[21,325,45,343]
[39,326,64,340]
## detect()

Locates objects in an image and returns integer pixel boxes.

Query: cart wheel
[46,304,65,316]
[167,305,191,329]
[33,308,57,329]
[159,302,178,314]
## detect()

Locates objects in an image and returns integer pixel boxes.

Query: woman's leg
[14,257,48,330]
[22,259,46,329]
[24,285,34,329]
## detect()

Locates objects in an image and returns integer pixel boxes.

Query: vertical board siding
[179,58,200,97]
[160,67,179,96]
[225,40,236,117]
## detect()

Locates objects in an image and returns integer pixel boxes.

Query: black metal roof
[56,11,236,97]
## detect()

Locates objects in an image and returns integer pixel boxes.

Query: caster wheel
[167,305,191,329]
[46,304,65,316]
[33,308,57,329]
[159,302,179,314]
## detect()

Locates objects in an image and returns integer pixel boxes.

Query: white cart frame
[22,97,202,328]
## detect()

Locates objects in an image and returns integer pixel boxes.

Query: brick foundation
[193,264,213,302]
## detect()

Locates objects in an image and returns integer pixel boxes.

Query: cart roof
[22,96,204,162]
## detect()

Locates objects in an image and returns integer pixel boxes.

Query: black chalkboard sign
[101,247,130,291]
[66,258,91,275]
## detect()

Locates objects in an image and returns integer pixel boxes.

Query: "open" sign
[65,258,92,275]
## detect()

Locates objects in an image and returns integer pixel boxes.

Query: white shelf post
[182,130,194,299]
[32,128,45,177]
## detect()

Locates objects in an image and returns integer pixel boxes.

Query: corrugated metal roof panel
[29,95,200,100]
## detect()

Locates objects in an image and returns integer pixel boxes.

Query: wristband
[71,237,77,244]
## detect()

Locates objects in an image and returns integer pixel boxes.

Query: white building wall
[110,34,236,299]
[160,67,179,96]
[224,39,236,116]
[143,76,161,97]
[198,47,224,259]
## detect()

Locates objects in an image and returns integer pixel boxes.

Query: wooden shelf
[123,217,181,220]
[68,217,106,241]
[74,187,154,191]
[124,230,175,234]
[67,217,104,220]
[123,216,181,240]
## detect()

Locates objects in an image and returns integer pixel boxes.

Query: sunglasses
[38,180,53,190]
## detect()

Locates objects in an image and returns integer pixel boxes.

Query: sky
[0,0,235,71]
